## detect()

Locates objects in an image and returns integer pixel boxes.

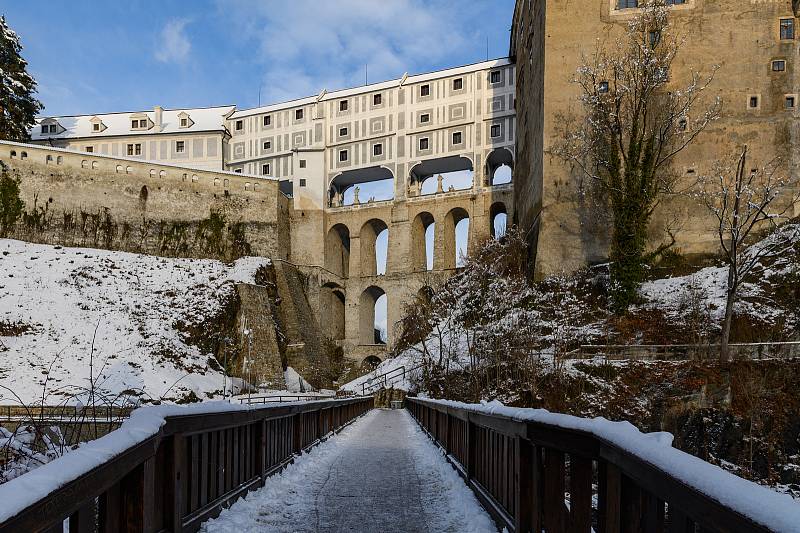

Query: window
[180,118,188,127]
[339,127,348,137]
[490,70,501,84]
[85,146,94,153]
[373,94,382,106]
[131,119,147,129]
[235,120,243,131]
[453,78,463,91]
[617,0,638,8]
[339,100,348,112]
[234,169,242,174]
[299,178,307,187]
[420,84,430,97]
[773,60,787,72]
[176,140,185,153]
[786,95,796,109]
[299,159,306,168]
[127,143,141,156]
[131,120,138,129]
[491,124,501,138]
[93,123,100,132]
[339,149,348,162]
[295,109,304,120]
[749,96,760,109]
[263,115,271,126]
[263,140,271,150]
[419,137,429,150]
[599,81,610,93]
[420,113,430,124]
[40,125,47,134]
[781,18,795,40]
[262,163,271,175]
[452,131,463,145]
[373,143,383,156]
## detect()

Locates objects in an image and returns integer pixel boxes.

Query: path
[201,409,497,533]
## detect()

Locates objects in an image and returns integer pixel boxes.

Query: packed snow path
[201,409,497,533]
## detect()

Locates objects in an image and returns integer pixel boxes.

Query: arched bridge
[0,398,796,532]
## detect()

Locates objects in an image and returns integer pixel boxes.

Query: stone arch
[81,160,88,169]
[321,283,346,340]
[359,285,387,345]
[149,169,157,177]
[486,147,514,185]
[9,150,16,158]
[328,165,395,207]
[20,151,27,160]
[412,211,435,272]
[159,170,166,178]
[325,223,351,278]
[360,219,389,276]
[116,165,124,173]
[126,166,134,174]
[56,156,63,165]
[443,206,470,269]
[409,155,474,196]
[490,202,508,238]
[91,161,98,169]
[45,154,53,164]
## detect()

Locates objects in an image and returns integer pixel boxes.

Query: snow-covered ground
[0,239,267,404]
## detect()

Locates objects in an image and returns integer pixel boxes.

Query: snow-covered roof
[30,105,236,140]
[230,58,513,119]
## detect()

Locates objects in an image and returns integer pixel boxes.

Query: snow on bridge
[201,409,495,533]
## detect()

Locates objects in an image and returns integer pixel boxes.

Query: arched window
[91,161,99,169]
[321,284,346,340]
[126,166,133,174]
[490,202,508,239]
[45,155,53,164]
[81,160,88,169]
[149,169,157,177]
[20,151,27,159]
[159,170,166,178]
[56,156,63,165]
[116,165,124,173]
[9,150,16,158]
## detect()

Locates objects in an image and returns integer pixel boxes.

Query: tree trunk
[720,264,737,362]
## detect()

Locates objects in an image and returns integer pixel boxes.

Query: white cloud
[155,19,192,64]
[220,0,486,104]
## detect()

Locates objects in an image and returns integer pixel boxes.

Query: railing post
[119,456,156,532]
[514,436,537,533]
[258,419,267,484]
[569,455,593,532]
[543,448,567,533]
[598,460,621,533]
[466,414,477,479]
[69,500,97,533]
[171,434,186,533]
[293,413,302,454]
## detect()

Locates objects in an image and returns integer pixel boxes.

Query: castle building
[30,106,235,171]
[512,0,800,278]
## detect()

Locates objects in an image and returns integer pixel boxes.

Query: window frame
[419,137,429,151]
[373,143,383,157]
[452,131,463,145]
[420,113,430,124]
[234,119,243,131]
[490,70,501,84]
[299,159,307,168]
[175,140,186,153]
[373,93,382,106]
[420,84,430,97]
[263,140,271,150]
[772,59,787,72]
[490,124,501,138]
[263,115,271,126]
[262,163,271,175]
[339,100,348,112]
[339,149,349,162]
[339,126,348,137]
[295,109,304,120]
[299,178,307,187]
[453,77,463,91]
[780,18,795,41]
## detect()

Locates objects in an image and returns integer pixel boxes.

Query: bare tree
[696,145,800,361]
[553,2,720,311]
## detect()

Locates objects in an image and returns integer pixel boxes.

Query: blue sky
[2,0,516,116]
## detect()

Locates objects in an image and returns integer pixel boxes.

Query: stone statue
[436,174,444,193]
[353,186,360,205]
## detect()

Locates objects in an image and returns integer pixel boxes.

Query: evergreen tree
[0,16,42,141]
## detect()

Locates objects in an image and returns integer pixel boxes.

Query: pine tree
[0,16,42,141]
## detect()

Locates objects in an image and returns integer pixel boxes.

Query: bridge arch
[359,285,387,345]
[486,147,514,185]
[490,202,508,239]
[360,219,389,276]
[411,211,435,272]
[325,224,351,278]
[361,355,382,371]
[328,165,394,207]
[443,207,470,269]
[321,282,346,341]
[410,155,474,196]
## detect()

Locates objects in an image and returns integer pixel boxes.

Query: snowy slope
[0,239,267,404]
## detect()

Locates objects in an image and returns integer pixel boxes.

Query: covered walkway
[201,409,495,532]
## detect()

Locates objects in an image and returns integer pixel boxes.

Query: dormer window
[180,118,188,127]
[93,123,100,131]
[89,116,106,133]
[177,112,193,129]
[131,117,149,130]
[40,123,57,134]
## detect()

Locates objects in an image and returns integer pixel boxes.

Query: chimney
[154,106,163,129]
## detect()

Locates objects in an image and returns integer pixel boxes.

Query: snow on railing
[408,397,800,533]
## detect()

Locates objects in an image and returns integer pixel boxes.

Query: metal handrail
[360,363,424,395]
[238,394,335,405]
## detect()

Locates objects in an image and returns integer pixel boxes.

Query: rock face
[373,388,407,408]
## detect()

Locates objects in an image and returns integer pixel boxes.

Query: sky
[2,0,516,341]
[1,0,516,116]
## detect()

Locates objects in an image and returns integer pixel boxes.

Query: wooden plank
[514,437,535,533]
[543,448,567,533]
[100,482,122,533]
[621,474,643,533]
[209,431,218,501]
[569,455,593,533]
[189,434,199,513]
[599,461,621,533]
[69,500,96,533]
[667,507,693,533]
[200,433,209,507]
[643,491,665,533]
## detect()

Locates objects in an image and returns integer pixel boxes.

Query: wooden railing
[0,397,372,533]
[407,398,777,533]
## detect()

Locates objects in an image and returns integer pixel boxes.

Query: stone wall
[0,141,289,261]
